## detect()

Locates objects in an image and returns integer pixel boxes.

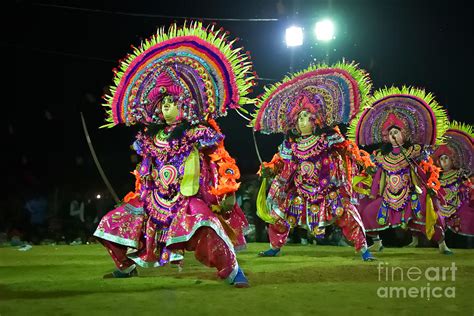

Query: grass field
[0,243,473,315]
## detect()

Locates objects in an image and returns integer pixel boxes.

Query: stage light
[315,19,335,41]
[285,26,303,47]
[96,194,101,199]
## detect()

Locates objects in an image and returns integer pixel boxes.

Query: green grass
[0,243,473,315]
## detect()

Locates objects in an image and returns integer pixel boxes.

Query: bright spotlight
[315,19,335,41]
[96,194,101,199]
[285,26,303,47]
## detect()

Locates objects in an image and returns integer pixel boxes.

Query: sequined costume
[93,22,255,284]
[264,133,370,252]
[432,122,474,237]
[252,61,375,259]
[348,87,451,245]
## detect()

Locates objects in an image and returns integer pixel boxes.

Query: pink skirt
[93,196,248,267]
[445,202,474,237]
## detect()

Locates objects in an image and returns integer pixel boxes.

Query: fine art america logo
[377,262,457,300]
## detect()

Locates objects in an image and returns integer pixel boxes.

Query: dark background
[11,0,473,200]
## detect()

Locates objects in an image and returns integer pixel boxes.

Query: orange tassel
[123,191,139,203]
[334,139,375,180]
[257,153,284,176]
[420,157,442,191]
[207,117,222,133]
[206,118,241,197]
[123,170,142,202]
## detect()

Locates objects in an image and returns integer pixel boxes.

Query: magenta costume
[433,122,474,237]
[94,126,247,280]
[357,145,445,242]
[252,61,375,256]
[348,87,451,241]
[92,22,255,283]
[438,171,474,236]
[265,133,368,251]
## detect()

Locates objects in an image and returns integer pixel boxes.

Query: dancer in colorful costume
[252,61,376,261]
[93,22,255,287]
[432,121,474,237]
[348,87,453,254]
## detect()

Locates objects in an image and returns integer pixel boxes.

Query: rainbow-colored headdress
[251,61,372,134]
[433,121,474,171]
[102,21,256,128]
[348,86,449,146]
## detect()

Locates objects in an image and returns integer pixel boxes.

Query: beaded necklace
[439,169,460,187]
[379,147,416,173]
[292,135,327,161]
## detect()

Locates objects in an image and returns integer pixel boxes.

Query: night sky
[11,0,474,200]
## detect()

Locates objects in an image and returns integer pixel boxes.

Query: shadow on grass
[0,279,215,301]
[0,285,178,300]
[2,245,472,301]
[0,264,373,301]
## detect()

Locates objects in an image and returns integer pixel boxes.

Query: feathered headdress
[348,86,449,146]
[101,21,256,128]
[251,60,372,134]
[433,121,474,171]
